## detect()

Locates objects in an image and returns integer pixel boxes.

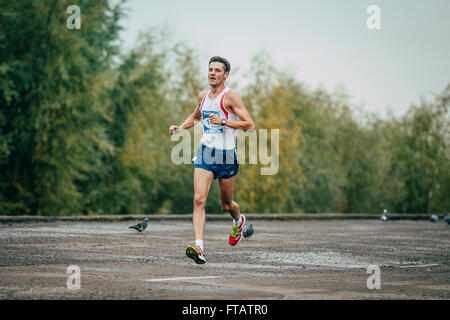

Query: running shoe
[185,244,206,264]
[229,214,246,246]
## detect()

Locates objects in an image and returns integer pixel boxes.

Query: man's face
[208,62,229,87]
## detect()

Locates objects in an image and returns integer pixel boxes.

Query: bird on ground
[381,209,388,222]
[444,214,450,225]
[129,218,149,233]
[429,214,438,223]
[243,224,254,239]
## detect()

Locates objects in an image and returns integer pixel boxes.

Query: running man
[169,56,255,264]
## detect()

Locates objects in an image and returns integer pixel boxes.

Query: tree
[0,0,124,215]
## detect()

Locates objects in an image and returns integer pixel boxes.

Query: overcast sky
[115,0,450,118]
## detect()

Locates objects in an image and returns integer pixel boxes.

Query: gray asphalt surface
[0,218,449,299]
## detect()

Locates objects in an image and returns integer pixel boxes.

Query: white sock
[195,239,204,251]
[233,216,242,226]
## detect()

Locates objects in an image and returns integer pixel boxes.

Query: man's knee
[221,199,232,212]
[194,194,207,209]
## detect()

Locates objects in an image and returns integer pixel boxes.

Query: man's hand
[209,113,224,125]
[169,125,180,135]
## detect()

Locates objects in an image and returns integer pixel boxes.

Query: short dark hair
[209,56,230,73]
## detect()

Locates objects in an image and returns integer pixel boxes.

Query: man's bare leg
[219,176,240,221]
[220,175,246,246]
[193,168,214,242]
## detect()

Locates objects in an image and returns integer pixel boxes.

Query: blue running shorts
[192,144,239,179]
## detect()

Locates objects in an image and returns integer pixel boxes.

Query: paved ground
[0,218,449,299]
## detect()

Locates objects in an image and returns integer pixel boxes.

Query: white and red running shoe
[229,214,246,246]
[185,244,206,264]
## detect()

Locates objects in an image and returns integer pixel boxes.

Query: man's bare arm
[169,91,207,135]
[209,90,255,130]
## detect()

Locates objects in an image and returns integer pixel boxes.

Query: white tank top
[200,87,240,150]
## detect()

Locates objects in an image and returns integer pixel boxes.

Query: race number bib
[202,110,223,133]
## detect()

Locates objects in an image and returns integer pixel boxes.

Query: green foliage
[237,58,306,213]
[0,0,124,215]
[0,2,448,215]
[386,86,449,213]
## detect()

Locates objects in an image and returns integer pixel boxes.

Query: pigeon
[243,224,254,239]
[129,218,149,233]
[429,214,438,223]
[444,214,450,225]
[381,209,388,222]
